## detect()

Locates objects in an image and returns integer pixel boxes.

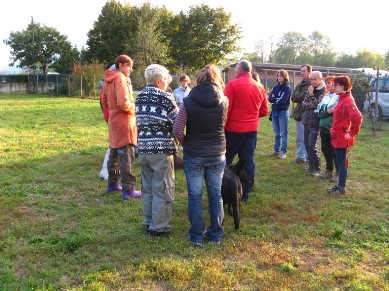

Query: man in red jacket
[224,60,269,201]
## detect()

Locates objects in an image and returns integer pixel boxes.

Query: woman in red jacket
[328,75,363,195]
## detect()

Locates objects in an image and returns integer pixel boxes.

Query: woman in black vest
[173,64,229,246]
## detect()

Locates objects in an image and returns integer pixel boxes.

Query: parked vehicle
[363,76,389,120]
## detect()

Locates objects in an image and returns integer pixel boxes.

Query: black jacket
[183,82,228,157]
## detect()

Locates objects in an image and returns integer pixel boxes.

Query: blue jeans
[272,110,289,152]
[183,155,225,244]
[334,148,348,190]
[225,131,257,198]
[295,121,307,160]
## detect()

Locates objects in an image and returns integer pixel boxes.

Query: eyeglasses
[334,84,341,87]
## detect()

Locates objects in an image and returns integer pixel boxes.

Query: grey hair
[237,60,252,73]
[310,70,323,79]
[144,64,170,85]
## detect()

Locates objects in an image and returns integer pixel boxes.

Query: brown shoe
[318,170,332,179]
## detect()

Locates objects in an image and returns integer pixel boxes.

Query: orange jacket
[102,70,137,148]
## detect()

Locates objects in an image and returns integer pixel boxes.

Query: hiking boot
[278,151,287,159]
[121,187,142,200]
[106,183,122,193]
[318,170,332,179]
[203,231,221,245]
[327,185,345,195]
[290,158,307,164]
[269,151,279,157]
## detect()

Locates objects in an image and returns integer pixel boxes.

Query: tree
[241,52,262,63]
[271,32,307,64]
[84,0,135,64]
[307,31,335,66]
[4,22,75,74]
[170,4,241,73]
[384,50,389,70]
[353,49,385,69]
[336,53,355,68]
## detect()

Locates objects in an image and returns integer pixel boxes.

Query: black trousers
[320,129,338,172]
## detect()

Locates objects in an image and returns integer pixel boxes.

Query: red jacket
[102,70,137,148]
[330,92,362,148]
[224,73,268,132]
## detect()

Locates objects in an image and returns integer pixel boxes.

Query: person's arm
[224,83,234,116]
[173,104,187,144]
[116,77,135,115]
[276,85,291,105]
[258,87,269,118]
[346,101,363,139]
[291,83,309,103]
[268,87,276,103]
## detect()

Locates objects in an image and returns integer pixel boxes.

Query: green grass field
[0,94,388,290]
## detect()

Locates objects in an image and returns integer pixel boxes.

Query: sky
[1,0,387,73]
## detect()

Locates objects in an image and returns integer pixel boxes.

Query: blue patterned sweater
[135,85,178,154]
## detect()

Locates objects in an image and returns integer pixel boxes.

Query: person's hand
[345,133,352,140]
[307,86,314,95]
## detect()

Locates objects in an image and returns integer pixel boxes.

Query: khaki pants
[138,154,175,233]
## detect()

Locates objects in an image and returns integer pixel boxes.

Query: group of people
[100,55,362,246]
[268,64,363,195]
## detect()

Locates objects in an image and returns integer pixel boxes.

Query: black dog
[221,164,243,230]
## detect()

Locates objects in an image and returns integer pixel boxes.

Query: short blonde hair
[144,64,170,85]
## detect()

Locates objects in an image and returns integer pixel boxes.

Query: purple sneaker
[121,188,142,200]
[106,183,122,193]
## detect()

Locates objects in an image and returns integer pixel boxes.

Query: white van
[363,76,389,120]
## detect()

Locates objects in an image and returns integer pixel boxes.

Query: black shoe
[327,185,338,193]
[146,229,170,237]
[290,158,307,164]
[327,185,345,195]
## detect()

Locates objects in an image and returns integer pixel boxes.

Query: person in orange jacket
[101,55,141,200]
[327,75,363,195]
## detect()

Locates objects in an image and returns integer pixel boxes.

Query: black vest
[183,83,228,157]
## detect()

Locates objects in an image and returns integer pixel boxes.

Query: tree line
[3,0,389,92]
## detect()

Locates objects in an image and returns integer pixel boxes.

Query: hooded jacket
[331,92,363,148]
[268,83,291,111]
[183,82,228,157]
[102,70,137,148]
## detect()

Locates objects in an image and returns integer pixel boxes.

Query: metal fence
[0,74,101,98]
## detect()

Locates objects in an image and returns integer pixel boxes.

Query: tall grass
[0,94,388,290]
